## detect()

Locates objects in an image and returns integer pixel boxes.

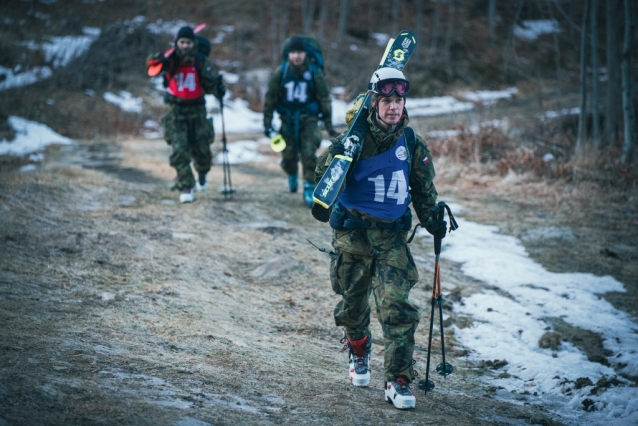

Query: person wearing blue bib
[314,67,447,410]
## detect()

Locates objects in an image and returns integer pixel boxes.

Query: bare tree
[318,0,328,41]
[429,0,443,62]
[545,0,562,110]
[621,0,635,164]
[576,0,590,152]
[604,0,620,147]
[590,0,601,148]
[302,0,316,34]
[391,0,400,37]
[270,1,279,65]
[415,0,424,43]
[502,1,523,76]
[488,0,496,39]
[444,0,455,68]
[332,0,349,73]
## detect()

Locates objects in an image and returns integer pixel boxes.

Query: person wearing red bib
[147,26,226,203]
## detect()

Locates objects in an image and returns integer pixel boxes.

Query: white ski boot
[179,187,194,203]
[196,172,207,192]
[385,376,416,409]
[344,335,371,387]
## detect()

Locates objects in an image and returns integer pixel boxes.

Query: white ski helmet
[369,67,410,97]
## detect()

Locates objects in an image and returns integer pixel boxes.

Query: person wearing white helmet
[314,67,447,410]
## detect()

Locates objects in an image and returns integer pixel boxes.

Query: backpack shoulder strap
[404,126,416,175]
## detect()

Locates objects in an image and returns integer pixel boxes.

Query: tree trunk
[270,1,279,66]
[302,0,316,34]
[590,0,601,148]
[444,0,455,68]
[577,0,590,153]
[415,0,424,44]
[543,0,562,110]
[391,0,400,38]
[488,0,496,40]
[318,0,328,42]
[621,0,635,164]
[332,0,349,73]
[605,0,620,147]
[429,0,442,62]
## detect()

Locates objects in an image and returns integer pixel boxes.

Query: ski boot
[385,376,416,409]
[288,174,298,193]
[179,187,194,203]
[343,335,371,387]
[303,181,315,208]
[196,172,207,192]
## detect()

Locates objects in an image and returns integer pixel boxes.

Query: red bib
[166,62,204,99]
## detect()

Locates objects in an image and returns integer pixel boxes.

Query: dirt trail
[1,134,633,425]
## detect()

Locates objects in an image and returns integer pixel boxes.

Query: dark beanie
[289,36,306,52]
[176,26,195,41]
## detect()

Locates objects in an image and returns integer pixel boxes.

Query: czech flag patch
[423,157,429,165]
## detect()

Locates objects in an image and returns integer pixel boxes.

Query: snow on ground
[416,204,638,425]
[1,28,100,91]
[460,87,518,106]
[213,140,267,165]
[20,27,101,68]
[0,66,52,90]
[0,116,72,157]
[515,19,561,41]
[407,96,475,117]
[104,91,143,113]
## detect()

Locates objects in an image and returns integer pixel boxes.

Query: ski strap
[306,239,334,255]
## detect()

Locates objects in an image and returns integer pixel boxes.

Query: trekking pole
[219,99,235,198]
[419,201,458,394]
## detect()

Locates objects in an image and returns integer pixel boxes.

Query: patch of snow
[207,93,280,134]
[0,66,52,90]
[407,96,475,117]
[541,107,580,120]
[214,140,267,165]
[331,86,346,96]
[20,27,100,68]
[146,19,193,36]
[515,19,561,41]
[418,208,638,424]
[371,33,390,46]
[222,73,240,84]
[19,164,37,172]
[103,91,143,113]
[461,87,518,106]
[0,116,72,156]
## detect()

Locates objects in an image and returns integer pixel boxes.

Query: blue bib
[339,135,410,221]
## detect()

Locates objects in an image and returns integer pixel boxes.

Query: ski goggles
[375,78,410,97]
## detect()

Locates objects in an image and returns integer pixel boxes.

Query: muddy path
[1,135,635,425]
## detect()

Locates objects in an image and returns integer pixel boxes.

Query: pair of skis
[311,31,460,394]
[311,30,417,211]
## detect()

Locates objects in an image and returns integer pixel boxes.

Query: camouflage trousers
[162,109,215,190]
[280,116,322,183]
[330,244,420,382]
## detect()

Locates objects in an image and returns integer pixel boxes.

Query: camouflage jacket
[262,61,333,130]
[315,109,438,254]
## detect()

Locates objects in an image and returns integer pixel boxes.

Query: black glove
[264,126,275,138]
[217,84,226,101]
[328,142,345,156]
[311,203,331,223]
[424,218,447,239]
[327,126,339,137]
